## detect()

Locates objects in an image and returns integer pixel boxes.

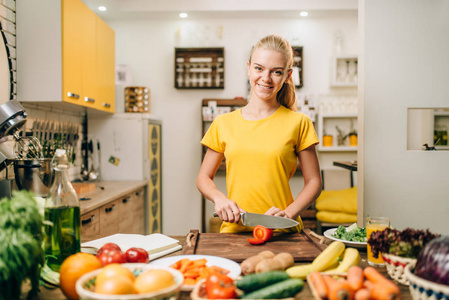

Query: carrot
[169,258,232,285]
[183,269,200,278]
[347,266,364,291]
[169,261,179,269]
[192,258,207,267]
[363,267,401,300]
[363,279,373,290]
[354,288,370,300]
[209,265,230,275]
[179,259,194,273]
[309,271,328,299]
[183,277,197,285]
[323,275,355,300]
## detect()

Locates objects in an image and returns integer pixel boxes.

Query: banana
[324,247,360,274]
[310,241,346,272]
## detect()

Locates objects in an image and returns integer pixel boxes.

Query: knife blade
[213,212,299,229]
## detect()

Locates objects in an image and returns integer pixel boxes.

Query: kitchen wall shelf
[292,46,303,88]
[317,113,358,152]
[175,47,224,89]
[330,55,358,87]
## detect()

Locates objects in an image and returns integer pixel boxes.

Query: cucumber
[241,278,304,299]
[236,271,290,293]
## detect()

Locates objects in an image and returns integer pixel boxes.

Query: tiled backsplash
[0,0,16,100]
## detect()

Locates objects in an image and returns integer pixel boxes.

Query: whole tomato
[96,243,122,257]
[96,247,127,266]
[205,273,236,299]
[125,247,149,263]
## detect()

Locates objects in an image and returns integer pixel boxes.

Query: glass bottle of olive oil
[44,149,80,272]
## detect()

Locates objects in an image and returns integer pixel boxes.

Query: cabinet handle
[82,215,95,225]
[67,92,80,99]
[122,197,130,204]
[84,97,95,103]
[105,204,115,213]
[103,103,111,108]
[136,190,143,196]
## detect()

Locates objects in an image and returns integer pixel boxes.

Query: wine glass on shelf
[347,59,357,84]
[337,60,347,83]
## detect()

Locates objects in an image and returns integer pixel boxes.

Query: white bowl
[404,264,449,300]
[76,264,184,300]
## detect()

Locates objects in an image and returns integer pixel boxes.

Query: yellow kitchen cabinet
[17,0,115,113]
[95,17,116,112]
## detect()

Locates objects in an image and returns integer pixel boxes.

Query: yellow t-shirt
[201,105,319,233]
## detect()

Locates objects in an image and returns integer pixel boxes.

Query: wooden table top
[24,233,412,300]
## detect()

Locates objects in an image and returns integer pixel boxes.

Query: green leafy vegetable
[0,191,45,300]
[333,223,367,243]
[367,227,440,259]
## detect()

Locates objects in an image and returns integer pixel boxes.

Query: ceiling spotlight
[179,12,188,18]
[98,6,107,12]
[300,11,308,17]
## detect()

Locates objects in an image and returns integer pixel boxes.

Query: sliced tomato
[248,238,265,245]
[253,225,273,242]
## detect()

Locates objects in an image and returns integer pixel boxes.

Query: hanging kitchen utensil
[87,139,98,181]
[80,139,89,181]
[93,140,101,180]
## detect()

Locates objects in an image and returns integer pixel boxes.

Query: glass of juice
[366,216,390,266]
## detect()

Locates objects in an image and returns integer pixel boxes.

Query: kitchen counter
[78,180,148,215]
[24,233,414,300]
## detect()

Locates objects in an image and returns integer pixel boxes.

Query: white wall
[109,14,358,234]
[360,0,449,234]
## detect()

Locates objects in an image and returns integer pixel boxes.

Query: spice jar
[125,86,150,113]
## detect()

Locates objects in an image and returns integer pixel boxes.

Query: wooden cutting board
[182,229,327,262]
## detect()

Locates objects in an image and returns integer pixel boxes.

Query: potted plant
[368,228,440,285]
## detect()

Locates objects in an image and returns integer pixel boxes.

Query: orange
[94,275,137,295]
[59,252,103,300]
[95,263,135,286]
[133,269,175,293]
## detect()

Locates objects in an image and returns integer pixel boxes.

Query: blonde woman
[197,35,322,233]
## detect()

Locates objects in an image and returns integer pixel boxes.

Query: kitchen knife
[213,212,299,229]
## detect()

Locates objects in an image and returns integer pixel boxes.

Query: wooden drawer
[118,194,134,233]
[133,189,145,234]
[81,208,100,242]
[99,199,119,237]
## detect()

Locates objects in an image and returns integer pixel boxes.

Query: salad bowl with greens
[323,223,367,248]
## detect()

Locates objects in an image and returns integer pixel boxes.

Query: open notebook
[81,233,182,261]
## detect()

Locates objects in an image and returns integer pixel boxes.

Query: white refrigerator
[88,113,162,233]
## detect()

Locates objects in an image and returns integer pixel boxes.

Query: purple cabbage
[414,235,449,286]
